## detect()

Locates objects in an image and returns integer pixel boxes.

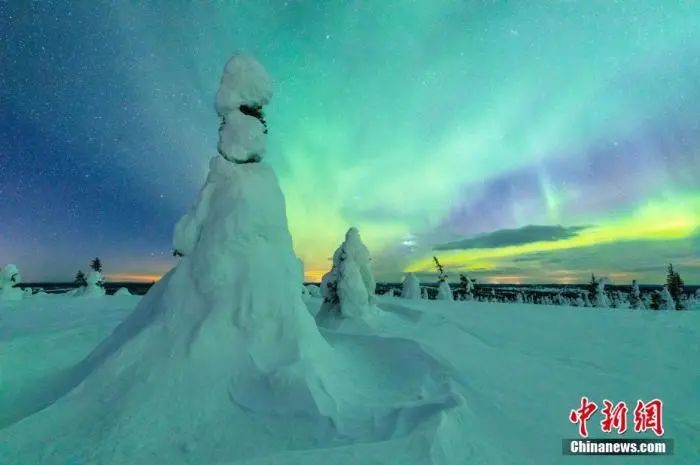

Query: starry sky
[1,1,699,284]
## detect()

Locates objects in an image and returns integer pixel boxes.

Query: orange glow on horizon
[304,269,325,283]
[106,273,163,283]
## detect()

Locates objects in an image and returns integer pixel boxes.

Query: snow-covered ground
[1,293,697,464]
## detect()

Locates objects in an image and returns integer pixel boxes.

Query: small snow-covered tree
[592,277,610,308]
[659,286,676,311]
[79,269,106,297]
[401,272,421,299]
[0,264,24,300]
[421,287,429,299]
[629,280,645,309]
[436,281,453,301]
[457,274,474,301]
[318,227,376,321]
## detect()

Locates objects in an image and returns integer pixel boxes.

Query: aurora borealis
[1,1,699,284]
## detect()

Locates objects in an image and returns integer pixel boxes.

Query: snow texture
[3,293,699,464]
[401,273,421,299]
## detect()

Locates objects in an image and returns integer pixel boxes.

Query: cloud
[434,225,590,251]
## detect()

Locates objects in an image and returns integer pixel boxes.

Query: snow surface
[1,294,698,464]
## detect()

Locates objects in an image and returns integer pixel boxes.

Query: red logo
[569,396,598,438]
[600,400,628,434]
[633,399,664,437]
[570,397,664,437]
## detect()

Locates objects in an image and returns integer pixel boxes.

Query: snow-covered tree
[214,54,271,164]
[660,286,676,311]
[553,293,566,306]
[318,227,377,322]
[436,281,453,301]
[77,269,106,297]
[457,274,474,301]
[629,280,645,309]
[666,264,685,310]
[591,277,610,308]
[421,287,429,299]
[0,264,24,301]
[401,272,421,299]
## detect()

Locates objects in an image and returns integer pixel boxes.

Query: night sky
[1,1,699,284]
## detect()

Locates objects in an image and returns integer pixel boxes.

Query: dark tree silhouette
[90,257,103,273]
[74,270,87,287]
[433,256,447,283]
[666,264,685,310]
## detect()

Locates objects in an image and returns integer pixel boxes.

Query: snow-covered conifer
[629,280,645,309]
[0,264,24,301]
[660,286,676,311]
[437,281,453,301]
[592,277,610,307]
[401,272,421,299]
[318,227,377,322]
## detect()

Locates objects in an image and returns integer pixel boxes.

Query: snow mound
[113,287,132,297]
[305,284,321,297]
